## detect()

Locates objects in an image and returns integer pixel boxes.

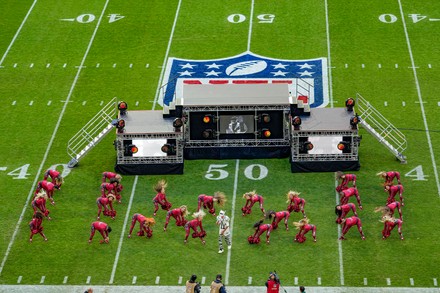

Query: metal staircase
[356,93,407,163]
[67,97,117,168]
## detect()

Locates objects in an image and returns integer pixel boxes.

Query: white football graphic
[225,60,268,76]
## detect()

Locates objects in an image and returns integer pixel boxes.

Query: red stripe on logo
[232,80,269,84]
[183,80,202,84]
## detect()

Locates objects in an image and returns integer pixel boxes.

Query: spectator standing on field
[210,274,227,293]
[216,210,232,253]
[299,285,306,292]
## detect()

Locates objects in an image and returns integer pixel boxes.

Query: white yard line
[397,0,440,197]
[109,175,138,284]
[324,0,334,107]
[225,159,240,285]
[246,0,255,51]
[152,0,183,110]
[0,0,110,277]
[0,0,38,66]
[335,179,345,286]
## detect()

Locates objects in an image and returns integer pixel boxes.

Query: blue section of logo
[161,52,328,108]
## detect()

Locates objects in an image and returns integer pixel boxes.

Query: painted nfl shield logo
[160,51,328,108]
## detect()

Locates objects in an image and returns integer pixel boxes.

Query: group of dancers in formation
[29,168,405,244]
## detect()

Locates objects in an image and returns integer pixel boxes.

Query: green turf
[0,0,440,288]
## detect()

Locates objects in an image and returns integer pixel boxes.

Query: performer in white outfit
[216,210,232,253]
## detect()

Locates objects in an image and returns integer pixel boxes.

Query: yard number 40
[205,164,268,181]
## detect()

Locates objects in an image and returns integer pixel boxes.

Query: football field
[1,0,440,290]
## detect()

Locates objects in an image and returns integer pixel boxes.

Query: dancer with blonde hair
[197,192,226,216]
[241,190,265,216]
[43,168,64,190]
[152,180,172,216]
[164,205,189,231]
[128,213,155,238]
[286,191,306,217]
[31,190,51,220]
[377,171,401,186]
[184,210,206,244]
[375,201,403,220]
[293,218,316,243]
[384,184,405,206]
[381,215,404,240]
[96,193,116,220]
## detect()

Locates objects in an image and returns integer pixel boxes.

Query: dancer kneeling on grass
[96,193,116,220]
[375,201,403,220]
[381,215,404,240]
[89,221,112,244]
[293,218,316,243]
[184,210,206,245]
[267,210,290,231]
[286,191,307,218]
[339,216,365,240]
[335,203,357,224]
[335,171,356,192]
[32,190,51,220]
[152,180,172,216]
[29,212,47,242]
[128,214,155,238]
[241,190,265,216]
[248,219,272,244]
[197,192,226,216]
[164,205,189,231]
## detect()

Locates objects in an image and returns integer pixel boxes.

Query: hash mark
[113,63,117,68]
[129,63,133,68]
[345,64,348,68]
[82,101,87,106]
[47,100,52,106]
[378,64,382,68]
[146,63,150,68]
[40,276,45,284]
[201,276,206,285]
[29,100,34,106]
[86,276,91,284]
[155,276,160,284]
[434,278,438,286]
[17,276,22,284]
[100,101,104,106]
[96,63,100,68]
[438,102,440,107]
[386,278,391,286]
[384,101,388,107]
[132,276,137,284]
[135,101,139,106]
[12,101,16,105]
[428,64,432,68]
[63,276,68,284]
[178,276,182,284]
[248,277,252,285]
[63,63,67,68]
[364,278,368,285]
[410,278,414,286]
[46,63,50,68]
[294,277,298,285]
[395,64,398,68]
[402,101,406,107]
[30,63,34,68]
[317,277,321,285]
[14,63,18,68]
[361,64,365,68]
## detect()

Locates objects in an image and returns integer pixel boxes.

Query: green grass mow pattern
[0,0,439,288]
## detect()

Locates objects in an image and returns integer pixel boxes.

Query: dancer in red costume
[267,210,290,231]
[164,205,189,231]
[35,180,56,205]
[241,191,265,216]
[335,171,356,192]
[128,214,155,238]
[102,171,122,183]
[286,191,306,218]
[339,187,363,209]
[184,210,206,244]
[152,180,172,216]
[29,212,47,242]
[381,215,404,240]
[335,203,357,224]
[377,171,401,186]
[88,221,112,244]
[293,218,316,243]
[384,184,405,206]
[197,192,226,216]
[96,193,116,220]
[43,169,63,189]
[248,219,273,244]
[375,201,403,220]
[31,190,51,220]
[339,216,365,240]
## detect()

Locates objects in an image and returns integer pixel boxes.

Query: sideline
[0,285,438,293]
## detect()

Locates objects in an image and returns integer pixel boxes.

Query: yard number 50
[205,164,268,181]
